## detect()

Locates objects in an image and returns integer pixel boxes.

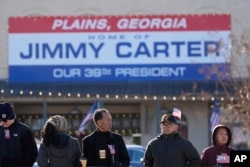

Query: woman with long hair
[37,115,82,167]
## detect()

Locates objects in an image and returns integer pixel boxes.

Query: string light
[0,88,232,101]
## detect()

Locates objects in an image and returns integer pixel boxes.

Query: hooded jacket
[37,132,82,167]
[201,124,235,167]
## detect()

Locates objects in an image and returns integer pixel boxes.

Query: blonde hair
[41,115,68,146]
[46,115,68,132]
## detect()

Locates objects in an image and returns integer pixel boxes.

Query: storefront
[2,0,249,153]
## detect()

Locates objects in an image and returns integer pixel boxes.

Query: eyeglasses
[0,119,7,123]
[161,122,174,127]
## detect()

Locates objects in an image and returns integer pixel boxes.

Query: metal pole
[42,101,48,125]
[156,100,161,134]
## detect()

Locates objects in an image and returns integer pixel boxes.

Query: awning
[0,80,220,100]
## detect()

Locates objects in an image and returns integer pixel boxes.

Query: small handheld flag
[173,108,182,120]
[108,144,116,155]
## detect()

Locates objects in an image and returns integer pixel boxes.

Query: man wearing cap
[143,113,201,167]
[0,102,38,167]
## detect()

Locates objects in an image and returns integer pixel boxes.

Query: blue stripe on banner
[9,63,230,83]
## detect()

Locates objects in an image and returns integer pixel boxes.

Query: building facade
[1,0,250,153]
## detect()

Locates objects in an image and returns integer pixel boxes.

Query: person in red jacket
[201,124,235,167]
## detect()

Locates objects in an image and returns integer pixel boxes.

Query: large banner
[8,14,231,82]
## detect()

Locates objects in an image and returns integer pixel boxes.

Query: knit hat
[0,102,16,122]
[160,114,177,124]
[46,115,68,132]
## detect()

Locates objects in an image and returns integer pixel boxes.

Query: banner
[8,14,231,82]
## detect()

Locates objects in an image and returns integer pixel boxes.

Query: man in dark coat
[143,113,201,167]
[0,102,38,167]
[82,108,130,167]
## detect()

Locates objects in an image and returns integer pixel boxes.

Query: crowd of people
[0,101,237,167]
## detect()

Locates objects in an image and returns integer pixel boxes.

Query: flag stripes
[210,99,220,132]
[78,100,100,133]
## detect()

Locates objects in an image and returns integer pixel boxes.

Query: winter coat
[82,129,130,167]
[201,124,235,167]
[37,133,82,167]
[0,120,38,167]
[144,132,201,167]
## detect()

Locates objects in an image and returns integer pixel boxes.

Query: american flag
[108,144,116,155]
[173,107,182,120]
[78,100,100,133]
[4,129,10,139]
[210,99,220,132]
[217,155,229,163]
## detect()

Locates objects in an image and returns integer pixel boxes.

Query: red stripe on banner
[9,14,231,33]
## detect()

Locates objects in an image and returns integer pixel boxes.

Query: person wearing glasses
[0,102,38,167]
[143,113,201,167]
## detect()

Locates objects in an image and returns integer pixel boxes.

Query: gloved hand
[111,161,122,167]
